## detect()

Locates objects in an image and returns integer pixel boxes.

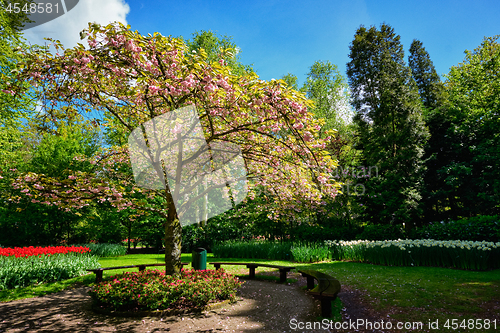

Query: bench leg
[306,276,315,289]
[248,266,255,279]
[96,270,103,283]
[320,297,333,318]
[138,265,146,271]
[214,264,221,270]
[279,270,287,283]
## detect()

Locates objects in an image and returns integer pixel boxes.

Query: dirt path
[0,272,381,333]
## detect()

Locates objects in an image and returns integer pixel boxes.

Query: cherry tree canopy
[7,22,341,274]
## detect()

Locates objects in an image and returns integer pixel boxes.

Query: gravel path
[0,272,380,333]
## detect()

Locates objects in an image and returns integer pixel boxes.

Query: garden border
[90,298,233,317]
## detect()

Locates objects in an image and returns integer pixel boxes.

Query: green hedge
[73,243,126,257]
[409,215,500,242]
[355,224,405,241]
[325,239,500,271]
[212,240,293,260]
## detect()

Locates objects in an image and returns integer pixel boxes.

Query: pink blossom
[293,122,304,130]
[317,176,327,184]
[149,85,160,94]
[1,89,15,96]
[303,132,313,142]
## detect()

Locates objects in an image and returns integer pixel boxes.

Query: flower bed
[88,268,243,312]
[325,239,500,270]
[0,250,100,290]
[0,245,91,258]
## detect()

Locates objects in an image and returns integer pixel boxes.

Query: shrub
[290,244,331,263]
[290,224,360,242]
[355,224,405,241]
[88,268,242,312]
[75,243,126,257]
[212,240,293,260]
[182,224,211,253]
[409,215,500,242]
[182,219,255,253]
[325,239,500,270]
[0,252,100,290]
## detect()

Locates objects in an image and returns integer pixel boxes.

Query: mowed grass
[300,261,500,332]
[1,253,499,332]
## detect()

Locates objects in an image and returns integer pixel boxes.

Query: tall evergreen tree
[408,39,451,222]
[346,24,429,227]
[408,39,445,111]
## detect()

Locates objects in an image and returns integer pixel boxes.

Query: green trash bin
[192,247,207,270]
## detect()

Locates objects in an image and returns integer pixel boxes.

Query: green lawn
[1,253,499,333]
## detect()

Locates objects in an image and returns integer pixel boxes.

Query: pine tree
[346,24,429,227]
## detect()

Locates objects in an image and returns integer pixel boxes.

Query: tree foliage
[302,60,354,139]
[408,39,445,111]
[186,30,254,77]
[436,35,500,218]
[408,40,450,222]
[346,24,429,227]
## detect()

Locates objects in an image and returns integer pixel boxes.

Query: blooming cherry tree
[8,22,341,275]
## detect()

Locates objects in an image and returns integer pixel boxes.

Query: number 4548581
[5,2,59,14]
[444,319,497,330]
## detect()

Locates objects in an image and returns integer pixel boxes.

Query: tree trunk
[164,191,183,275]
[127,222,132,251]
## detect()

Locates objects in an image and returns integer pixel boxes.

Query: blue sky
[23,0,500,88]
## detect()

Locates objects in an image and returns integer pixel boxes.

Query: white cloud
[23,0,130,51]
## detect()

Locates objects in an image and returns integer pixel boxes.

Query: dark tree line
[346,24,499,228]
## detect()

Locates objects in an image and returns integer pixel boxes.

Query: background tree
[281,73,299,91]
[408,39,445,111]
[0,0,35,32]
[10,22,341,275]
[346,24,429,228]
[298,60,361,229]
[302,61,353,139]
[0,1,50,246]
[436,35,500,218]
[186,30,254,77]
[408,39,452,222]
